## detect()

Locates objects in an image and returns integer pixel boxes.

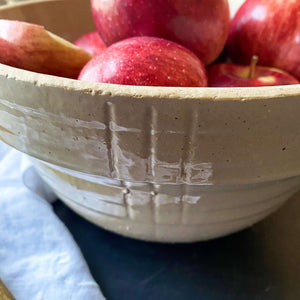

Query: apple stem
[248,55,259,79]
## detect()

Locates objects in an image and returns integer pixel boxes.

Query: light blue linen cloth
[0,142,105,300]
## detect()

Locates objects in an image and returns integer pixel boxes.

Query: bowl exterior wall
[1,76,300,186]
[34,160,300,242]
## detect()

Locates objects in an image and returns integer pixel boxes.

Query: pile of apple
[1,0,300,87]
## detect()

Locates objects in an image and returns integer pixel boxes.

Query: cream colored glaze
[33,159,300,242]
[0,0,300,241]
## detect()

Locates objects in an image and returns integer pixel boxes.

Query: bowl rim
[1,0,300,102]
[1,62,300,102]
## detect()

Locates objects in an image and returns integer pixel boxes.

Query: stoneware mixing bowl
[1,0,300,242]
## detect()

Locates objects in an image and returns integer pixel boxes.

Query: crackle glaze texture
[1,0,300,242]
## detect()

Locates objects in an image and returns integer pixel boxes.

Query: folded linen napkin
[0,142,105,300]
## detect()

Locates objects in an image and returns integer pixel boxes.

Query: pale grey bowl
[1,0,300,242]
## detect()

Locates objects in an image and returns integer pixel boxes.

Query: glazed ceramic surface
[1,0,300,242]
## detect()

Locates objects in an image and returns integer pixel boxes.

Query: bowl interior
[0,0,96,41]
[0,0,300,99]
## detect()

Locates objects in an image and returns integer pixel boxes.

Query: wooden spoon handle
[0,279,15,300]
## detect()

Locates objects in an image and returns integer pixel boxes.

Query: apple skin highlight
[228,0,300,81]
[78,36,208,87]
[91,0,230,65]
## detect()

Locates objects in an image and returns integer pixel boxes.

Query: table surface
[53,190,300,300]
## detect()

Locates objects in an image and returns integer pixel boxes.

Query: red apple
[208,57,299,87]
[73,31,106,56]
[78,36,208,87]
[90,0,230,65]
[227,0,300,80]
[0,19,93,78]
